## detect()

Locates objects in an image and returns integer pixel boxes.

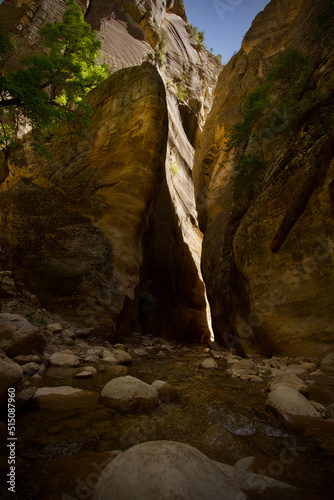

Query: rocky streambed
[0,314,334,499]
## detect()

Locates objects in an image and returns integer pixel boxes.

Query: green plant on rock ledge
[186,24,205,51]
[165,79,189,103]
[316,0,334,39]
[145,29,168,67]
[176,84,189,103]
[226,48,313,153]
[232,154,267,201]
[169,160,180,175]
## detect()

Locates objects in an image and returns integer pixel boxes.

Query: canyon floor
[1,306,334,499]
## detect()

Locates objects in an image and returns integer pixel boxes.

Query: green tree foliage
[226,48,314,200]
[226,48,312,152]
[146,29,168,67]
[0,0,109,158]
[186,24,205,51]
[317,0,334,38]
[232,154,267,200]
[176,84,189,103]
[226,83,273,151]
[214,53,222,64]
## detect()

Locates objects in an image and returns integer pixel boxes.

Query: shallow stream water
[1,340,334,499]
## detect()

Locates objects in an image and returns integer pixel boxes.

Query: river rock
[92,441,244,500]
[33,386,99,410]
[47,323,63,333]
[320,352,334,372]
[0,354,23,405]
[21,362,41,375]
[76,328,94,338]
[199,358,218,370]
[101,376,159,413]
[326,403,334,419]
[103,365,128,376]
[12,354,40,365]
[269,374,309,395]
[229,359,259,378]
[309,401,326,414]
[151,380,178,402]
[113,344,126,351]
[133,347,149,356]
[266,385,322,431]
[0,313,46,356]
[75,370,93,379]
[78,366,97,375]
[111,349,132,365]
[280,364,307,379]
[49,351,80,367]
[215,461,303,499]
[16,386,37,410]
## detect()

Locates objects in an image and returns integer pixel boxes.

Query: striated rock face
[137,12,219,341]
[0,63,168,333]
[0,0,219,341]
[86,0,219,340]
[193,0,334,357]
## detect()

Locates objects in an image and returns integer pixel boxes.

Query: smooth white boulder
[101,376,159,413]
[92,441,244,500]
[269,374,308,394]
[266,384,321,430]
[229,359,259,377]
[199,358,218,370]
[49,350,80,367]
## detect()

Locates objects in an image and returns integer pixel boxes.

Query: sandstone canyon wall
[193,0,334,357]
[0,0,220,341]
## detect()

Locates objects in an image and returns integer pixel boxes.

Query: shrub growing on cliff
[226,83,273,151]
[176,84,189,103]
[317,0,334,38]
[146,29,168,67]
[232,154,267,200]
[169,161,180,175]
[0,0,109,161]
[225,48,314,201]
[186,24,205,51]
[226,48,312,153]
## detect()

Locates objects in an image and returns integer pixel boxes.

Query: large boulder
[151,380,178,402]
[269,374,309,395]
[111,350,132,364]
[229,359,259,378]
[0,313,46,357]
[320,352,334,372]
[266,385,322,431]
[101,376,159,413]
[92,441,244,500]
[49,351,80,367]
[0,354,23,405]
